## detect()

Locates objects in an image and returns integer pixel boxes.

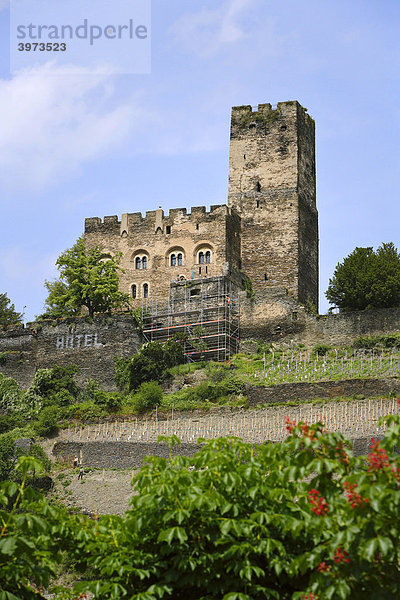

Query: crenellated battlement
[85,204,231,234]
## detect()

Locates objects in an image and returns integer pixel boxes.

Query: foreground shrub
[33,406,59,437]
[1,413,399,599]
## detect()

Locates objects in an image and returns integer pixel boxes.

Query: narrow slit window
[177,253,183,266]
[143,283,148,298]
[166,226,171,234]
[170,254,176,266]
[142,256,147,270]
[131,284,137,299]
[135,257,141,270]
[199,267,201,274]
[205,251,211,264]
[199,252,205,264]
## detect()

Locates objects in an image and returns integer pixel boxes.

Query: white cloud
[0,63,145,191]
[171,0,257,57]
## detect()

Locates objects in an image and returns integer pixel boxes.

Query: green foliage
[115,336,186,393]
[326,242,400,311]
[64,400,107,422]
[0,433,16,481]
[1,418,400,598]
[0,373,24,414]
[243,275,255,299]
[41,236,130,318]
[33,406,59,437]
[0,413,25,434]
[0,292,23,328]
[132,381,163,412]
[353,333,400,349]
[29,365,80,402]
[84,379,122,412]
[311,343,331,358]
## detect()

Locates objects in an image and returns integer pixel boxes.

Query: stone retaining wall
[246,377,400,406]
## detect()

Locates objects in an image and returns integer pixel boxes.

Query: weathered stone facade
[84,101,318,311]
[0,316,140,390]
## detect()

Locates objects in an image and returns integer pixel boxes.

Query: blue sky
[0,0,399,322]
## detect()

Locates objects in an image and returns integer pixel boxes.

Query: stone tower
[228,101,319,309]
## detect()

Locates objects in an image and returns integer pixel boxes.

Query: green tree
[41,237,130,318]
[0,292,22,328]
[326,242,400,312]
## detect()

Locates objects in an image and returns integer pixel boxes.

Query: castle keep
[84,101,319,311]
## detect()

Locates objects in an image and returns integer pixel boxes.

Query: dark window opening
[166,226,171,234]
[170,254,176,266]
[143,283,148,298]
[199,252,205,264]
[190,288,201,297]
[243,154,246,159]
[292,312,298,321]
[177,253,183,266]
[196,223,199,230]
[205,250,211,264]
[205,266,208,274]
[135,257,141,270]
[256,200,260,208]
[280,124,287,131]
[239,259,242,270]
[199,267,201,274]
[131,285,137,299]
[264,274,268,281]
[142,256,147,270]
[256,181,261,192]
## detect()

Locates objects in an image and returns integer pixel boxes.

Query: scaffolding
[141,276,240,362]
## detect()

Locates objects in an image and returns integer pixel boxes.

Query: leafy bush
[0,373,24,413]
[353,333,400,349]
[0,413,26,434]
[311,343,331,358]
[29,365,79,402]
[133,381,163,412]
[115,336,186,393]
[0,432,16,481]
[65,401,107,422]
[33,406,59,437]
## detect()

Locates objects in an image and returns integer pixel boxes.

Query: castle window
[199,267,201,274]
[199,252,205,264]
[264,274,268,281]
[135,257,141,270]
[280,124,287,131]
[143,283,148,298]
[131,284,137,299]
[170,254,176,266]
[142,256,147,270]
[256,181,261,192]
[166,226,171,234]
[177,253,183,266]
[190,288,200,297]
[132,250,150,271]
[256,200,260,208]
[196,223,199,230]
[205,251,211,264]
[205,266,208,274]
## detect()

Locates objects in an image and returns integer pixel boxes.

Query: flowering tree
[1,411,399,599]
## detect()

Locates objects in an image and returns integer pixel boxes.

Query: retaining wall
[246,377,400,406]
[0,315,141,390]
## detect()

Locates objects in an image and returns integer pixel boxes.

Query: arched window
[143,283,149,298]
[170,254,176,266]
[135,257,141,270]
[131,284,137,299]
[205,251,211,264]
[142,256,147,270]
[177,253,183,266]
[199,252,205,264]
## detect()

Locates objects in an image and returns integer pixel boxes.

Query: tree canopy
[326,242,400,312]
[1,415,400,599]
[41,237,130,319]
[0,292,22,328]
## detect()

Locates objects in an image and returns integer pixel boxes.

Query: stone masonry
[84,101,319,312]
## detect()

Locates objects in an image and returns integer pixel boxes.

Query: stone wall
[246,378,400,406]
[52,435,385,469]
[240,289,400,347]
[0,315,140,390]
[53,440,202,469]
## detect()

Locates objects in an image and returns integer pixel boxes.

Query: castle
[84,101,319,311]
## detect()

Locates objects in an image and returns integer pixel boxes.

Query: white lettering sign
[55,333,104,350]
